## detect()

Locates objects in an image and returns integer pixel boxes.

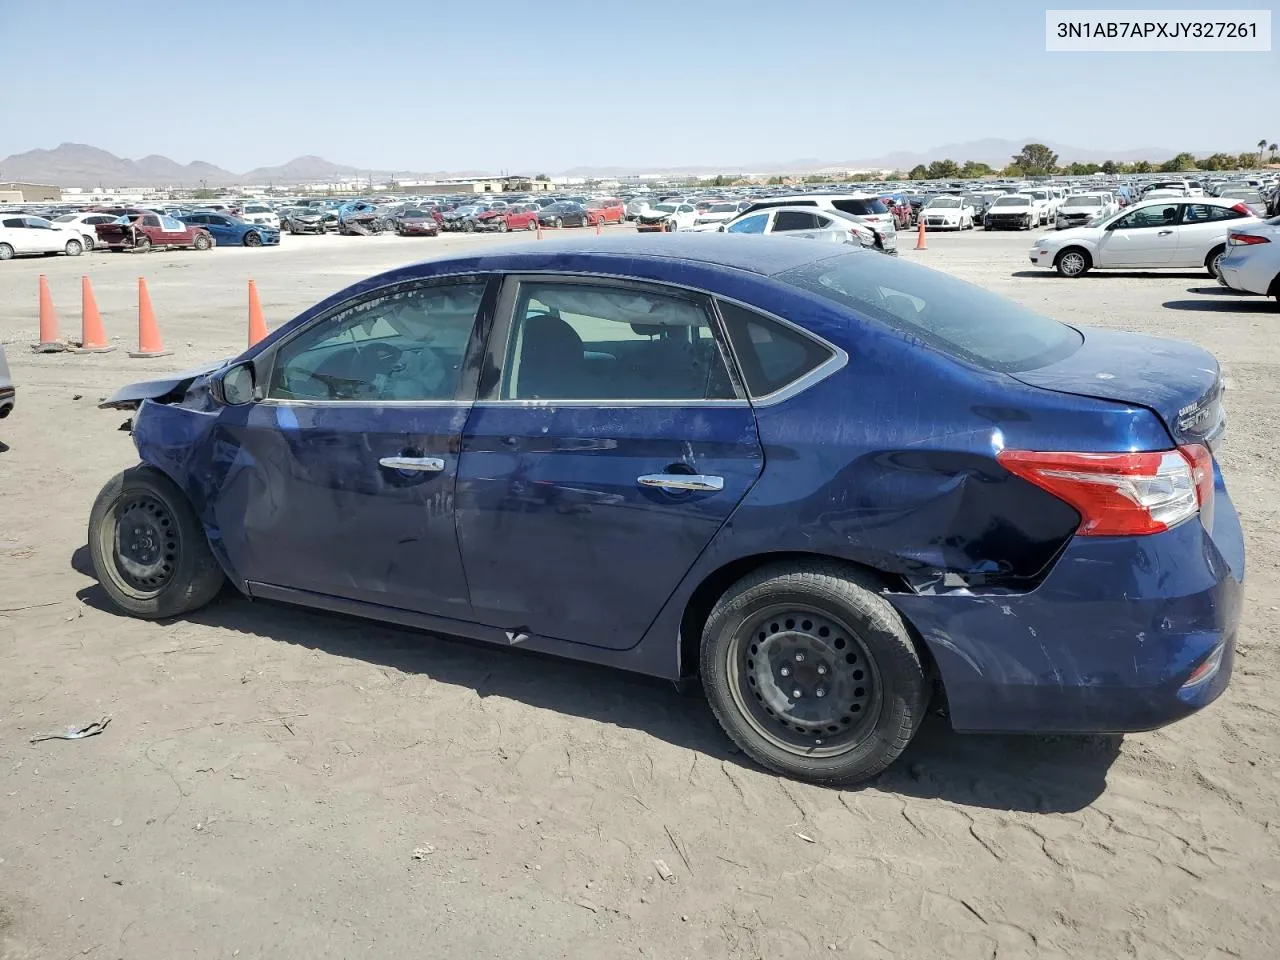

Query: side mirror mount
[213,360,257,406]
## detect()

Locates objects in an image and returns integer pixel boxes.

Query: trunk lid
[1012,327,1224,447]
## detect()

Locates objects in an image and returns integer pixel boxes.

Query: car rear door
[1096,204,1180,266]
[1175,203,1249,267]
[210,276,494,619]
[454,275,763,651]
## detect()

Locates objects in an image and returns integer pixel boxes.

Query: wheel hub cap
[733,609,880,755]
[114,497,177,590]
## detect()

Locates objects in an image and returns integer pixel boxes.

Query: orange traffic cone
[129,277,172,358]
[536,219,543,240]
[74,276,114,353]
[915,218,927,250]
[247,279,267,347]
[595,218,602,236]
[34,274,66,352]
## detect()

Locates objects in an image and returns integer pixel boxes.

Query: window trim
[252,272,497,407]
[476,273,750,407]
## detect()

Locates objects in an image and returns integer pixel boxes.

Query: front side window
[1113,205,1179,229]
[498,282,735,402]
[269,281,485,402]
[727,214,768,234]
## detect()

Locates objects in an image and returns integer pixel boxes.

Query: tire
[1055,247,1091,278]
[65,239,83,257]
[83,234,95,251]
[527,218,538,231]
[0,242,13,260]
[88,465,226,620]
[700,561,927,785]
[244,231,262,247]
[193,234,211,251]
[497,220,508,233]
[463,220,475,233]
[1205,245,1226,279]
[553,217,563,229]
[135,236,152,252]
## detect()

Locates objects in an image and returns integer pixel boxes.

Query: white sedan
[0,214,86,260]
[1217,216,1280,299]
[52,211,124,250]
[920,196,975,230]
[1029,197,1260,278]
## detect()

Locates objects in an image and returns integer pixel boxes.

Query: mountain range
[0,139,1229,187]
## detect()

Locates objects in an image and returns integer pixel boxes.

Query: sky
[0,0,1275,173]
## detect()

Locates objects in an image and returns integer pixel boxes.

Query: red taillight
[1230,202,1254,216]
[1227,231,1269,245]
[997,445,1212,537]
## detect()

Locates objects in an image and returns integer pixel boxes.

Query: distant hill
[0,139,1233,186]
[0,143,462,187]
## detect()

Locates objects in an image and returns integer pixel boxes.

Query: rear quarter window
[776,253,1082,373]
[718,300,835,398]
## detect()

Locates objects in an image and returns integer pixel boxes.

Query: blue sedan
[88,235,1243,784]
[177,211,280,247]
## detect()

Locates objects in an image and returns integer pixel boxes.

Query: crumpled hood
[99,359,230,410]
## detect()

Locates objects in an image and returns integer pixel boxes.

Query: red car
[584,197,625,225]
[96,212,213,252]
[476,203,542,233]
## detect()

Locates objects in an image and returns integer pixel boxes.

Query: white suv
[735,193,898,239]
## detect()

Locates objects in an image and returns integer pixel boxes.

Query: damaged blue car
[89,234,1243,785]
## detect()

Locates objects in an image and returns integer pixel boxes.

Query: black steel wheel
[244,231,262,247]
[89,465,225,619]
[701,562,927,785]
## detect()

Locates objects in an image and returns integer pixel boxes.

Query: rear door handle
[637,473,724,492]
[379,456,445,473]
[1157,229,1174,235]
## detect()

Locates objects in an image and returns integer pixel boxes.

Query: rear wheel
[1205,244,1226,279]
[65,239,83,257]
[88,465,226,619]
[0,243,12,260]
[83,234,95,251]
[527,218,538,231]
[700,562,927,785]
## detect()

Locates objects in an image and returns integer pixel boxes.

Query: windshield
[54,214,76,222]
[992,196,1029,207]
[708,203,738,213]
[777,253,1082,373]
[1064,197,1103,208]
[402,209,428,217]
[926,198,962,209]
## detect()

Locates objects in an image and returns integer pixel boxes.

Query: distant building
[398,177,554,195]
[0,181,61,202]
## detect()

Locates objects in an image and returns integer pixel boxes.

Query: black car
[536,201,591,228]
[440,204,488,232]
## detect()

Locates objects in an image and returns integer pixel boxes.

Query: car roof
[395,234,851,281]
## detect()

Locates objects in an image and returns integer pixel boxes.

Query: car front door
[23,218,61,253]
[454,276,763,651]
[210,277,493,618]
[1096,204,1180,267]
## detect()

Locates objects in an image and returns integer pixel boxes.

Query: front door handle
[1157,229,1174,235]
[637,473,724,492]
[379,456,445,473]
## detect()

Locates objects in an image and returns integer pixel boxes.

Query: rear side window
[776,253,1082,374]
[718,300,834,398]
[832,198,889,216]
[773,211,821,231]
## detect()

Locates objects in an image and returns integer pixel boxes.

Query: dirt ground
[1,226,1278,960]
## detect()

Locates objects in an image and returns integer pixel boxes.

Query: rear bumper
[1217,249,1274,296]
[891,471,1244,733]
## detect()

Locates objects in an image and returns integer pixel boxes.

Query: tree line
[901,142,1276,180]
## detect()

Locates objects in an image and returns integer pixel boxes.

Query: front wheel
[65,239,83,256]
[193,234,211,251]
[244,231,262,247]
[88,465,226,619]
[135,236,152,252]
[700,562,927,785]
[0,242,13,260]
[553,217,563,229]
[1055,247,1091,278]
